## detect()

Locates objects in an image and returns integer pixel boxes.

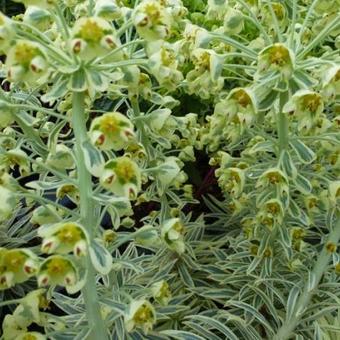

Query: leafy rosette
[38,221,89,257]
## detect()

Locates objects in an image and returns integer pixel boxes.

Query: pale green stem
[297,17,340,59]
[54,4,70,39]
[0,298,22,307]
[16,191,78,218]
[288,0,297,48]
[72,92,108,340]
[235,0,271,45]
[96,39,145,63]
[10,111,47,157]
[267,1,283,42]
[7,103,69,121]
[274,217,340,340]
[295,0,319,51]
[94,59,149,71]
[210,33,258,58]
[277,92,289,153]
[88,0,94,16]
[131,97,152,157]
[117,19,133,37]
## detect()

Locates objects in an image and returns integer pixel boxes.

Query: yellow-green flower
[329,180,340,207]
[257,198,285,229]
[151,280,171,305]
[256,168,289,195]
[38,221,88,257]
[133,0,171,41]
[37,255,78,292]
[71,17,121,61]
[322,65,340,100]
[46,144,74,170]
[30,204,62,226]
[148,41,183,90]
[6,40,48,84]
[186,48,224,99]
[56,183,80,204]
[0,148,30,176]
[2,289,48,340]
[125,299,156,333]
[89,112,135,151]
[100,157,141,199]
[0,248,38,290]
[257,43,294,80]
[0,185,17,223]
[284,90,324,132]
[161,218,185,254]
[216,167,246,198]
[0,12,15,53]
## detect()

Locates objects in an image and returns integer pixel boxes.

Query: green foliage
[0,0,339,339]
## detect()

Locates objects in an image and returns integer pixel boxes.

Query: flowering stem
[72,91,108,340]
[274,217,340,340]
[0,298,22,307]
[277,91,289,153]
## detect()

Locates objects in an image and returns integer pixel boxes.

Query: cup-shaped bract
[100,157,141,199]
[38,221,89,257]
[0,185,17,223]
[257,168,289,195]
[37,255,79,293]
[89,111,135,151]
[30,204,61,226]
[257,43,294,80]
[0,12,15,54]
[71,17,121,61]
[94,0,122,20]
[151,280,171,305]
[46,144,75,170]
[216,167,246,198]
[6,40,48,84]
[133,0,171,41]
[125,299,156,333]
[0,248,38,290]
[161,218,185,254]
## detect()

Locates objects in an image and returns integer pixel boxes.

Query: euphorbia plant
[0,0,339,339]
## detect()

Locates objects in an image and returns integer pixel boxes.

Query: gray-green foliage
[0,0,339,339]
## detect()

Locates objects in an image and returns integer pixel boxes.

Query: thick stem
[274,217,340,340]
[277,91,289,153]
[72,92,108,340]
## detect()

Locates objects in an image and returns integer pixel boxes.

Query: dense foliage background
[0,0,339,339]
